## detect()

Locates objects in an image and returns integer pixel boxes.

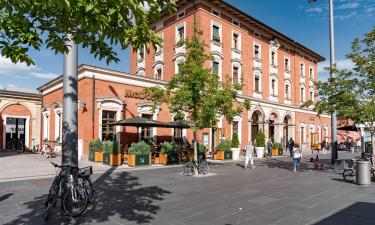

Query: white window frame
[211,21,222,44]
[309,66,314,79]
[154,65,163,80]
[231,115,243,146]
[232,30,241,51]
[300,85,306,103]
[284,80,292,99]
[155,33,164,54]
[309,88,314,101]
[211,59,222,80]
[253,42,261,59]
[175,57,185,74]
[254,70,262,93]
[175,22,186,44]
[54,106,62,142]
[300,62,305,77]
[137,47,145,61]
[42,109,51,141]
[97,98,123,143]
[231,62,241,85]
[284,57,290,72]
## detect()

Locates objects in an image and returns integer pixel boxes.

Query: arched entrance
[268,113,278,142]
[283,115,292,147]
[250,111,263,142]
[1,104,32,150]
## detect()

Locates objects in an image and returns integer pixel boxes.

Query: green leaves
[0,0,176,65]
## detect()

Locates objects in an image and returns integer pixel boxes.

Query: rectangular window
[212,61,219,75]
[102,110,116,141]
[301,127,305,143]
[255,76,260,92]
[285,84,289,99]
[271,79,275,95]
[138,47,144,60]
[310,68,313,78]
[177,26,184,42]
[271,51,275,65]
[310,91,314,101]
[300,87,304,102]
[254,45,260,59]
[300,63,304,76]
[285,58,289,71]
[202,133,209,147]
[156,68,162,80]
[233,121,239,136]
[212,25,221,43]
[233,66,239,85]
[233,33,239,50]
[141,114,153,141]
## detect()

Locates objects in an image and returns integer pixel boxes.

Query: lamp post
[308,0,337,164]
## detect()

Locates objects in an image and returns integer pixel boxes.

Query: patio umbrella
[338,125,358,132]
[164,120,190,128]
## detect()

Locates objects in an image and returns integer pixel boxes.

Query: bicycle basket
[79,166,93,178]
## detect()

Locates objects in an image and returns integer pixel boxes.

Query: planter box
[255,147,265,159]
[231,148,240,160]
[103,153,122,166]
[128,154,151,167]
[214,150,224,160]
[168,154,179,164]
[278,149,283,156]
[159,154,168,165]
[95,152,103,162]
[272,148,278,156]
[89,151,95,161]
[224,151,232,160]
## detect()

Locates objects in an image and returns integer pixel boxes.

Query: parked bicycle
[343,157,374,183]
[44,162,94,219]
[184,155,209,176]
[42,141,56,158]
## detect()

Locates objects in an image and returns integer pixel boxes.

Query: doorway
[5,117,26,150]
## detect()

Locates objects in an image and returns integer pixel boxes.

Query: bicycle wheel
[343,168,356,183]
[198,160,209,175]
[44,177,60,210]
[62,186,88,217]
[184,162,195,176]
[82,178,94,203]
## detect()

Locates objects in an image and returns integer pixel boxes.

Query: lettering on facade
[125,89,152,100]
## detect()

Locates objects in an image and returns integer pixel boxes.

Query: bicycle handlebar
[50,162,79,169]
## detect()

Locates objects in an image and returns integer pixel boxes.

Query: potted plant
[89,139,104,162]
[198,142,207,160]
[102,141,122,166]
[231,132,241,160]
[277,143,284,156]
[127,141,151,167]
[215,139,232,160]
[272,142,281,156]
[160,141,178,165]
[255,132,266,158]
[88,139,101,161]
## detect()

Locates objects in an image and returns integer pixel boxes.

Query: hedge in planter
[198,142,207,160]
[255,132,266,158]
[215,140,232,160]
[102,141,122,166]
[89,139,103,162]
[160,141,178,165]
[127,141,151,167]
[272,143,282,156]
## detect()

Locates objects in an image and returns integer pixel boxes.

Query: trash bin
[356,160,371,185]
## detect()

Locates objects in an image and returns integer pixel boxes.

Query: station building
[37,0,331,159]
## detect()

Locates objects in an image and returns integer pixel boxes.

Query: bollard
[356,160,371,185]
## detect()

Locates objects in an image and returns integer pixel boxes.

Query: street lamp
[308,0,337,164]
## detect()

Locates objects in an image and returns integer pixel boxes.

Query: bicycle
[44,162,94,219]
[184,155,209,176]
[343,157,374,183]
[42,141,56,158]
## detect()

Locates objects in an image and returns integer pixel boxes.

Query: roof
[176,0,325,62]
[0,89,41,101]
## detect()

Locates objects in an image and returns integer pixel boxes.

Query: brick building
[39,0,331,159]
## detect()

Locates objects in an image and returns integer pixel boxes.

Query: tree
[146,24,250,174]
[0,0,175,65]
[313,27,375,164]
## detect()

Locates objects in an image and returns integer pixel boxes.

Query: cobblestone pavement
[0,152,374,225]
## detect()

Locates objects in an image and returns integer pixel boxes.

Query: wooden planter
[214,150,224,160]
[272,148,279,156]
[278,149,284,156]
[128,154,151,167]
[159,154,168,165]
[103,153,122,166]
[89,151,95,161]
[95,152,103,162]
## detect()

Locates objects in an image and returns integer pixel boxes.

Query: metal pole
[329,0,337,164]
[62,34,78,171]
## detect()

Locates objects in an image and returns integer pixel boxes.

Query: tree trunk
[193,130,198,175]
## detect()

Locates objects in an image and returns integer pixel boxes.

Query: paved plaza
[0,151,374,225]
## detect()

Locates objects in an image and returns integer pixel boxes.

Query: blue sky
[1,0,374,90]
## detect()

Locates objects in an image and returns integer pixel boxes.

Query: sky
[0,0,374,91]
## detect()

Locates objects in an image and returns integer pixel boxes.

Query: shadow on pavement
[313,202,375,225]
[0,193,13,202]
[5,166,171,225]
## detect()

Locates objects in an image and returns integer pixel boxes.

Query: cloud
[0,56,59,80]
[365,7,375,13]
[306,7,323,13]
[337,2,360,10]
[318,59,355,73]
[335,12,358,20]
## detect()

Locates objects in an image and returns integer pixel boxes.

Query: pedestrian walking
[292,144,302,172]
[288,138,294,157]
[267,139,273,159]
[244,141,255,169]
[350,139,355,154]
[321,139,327,155]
